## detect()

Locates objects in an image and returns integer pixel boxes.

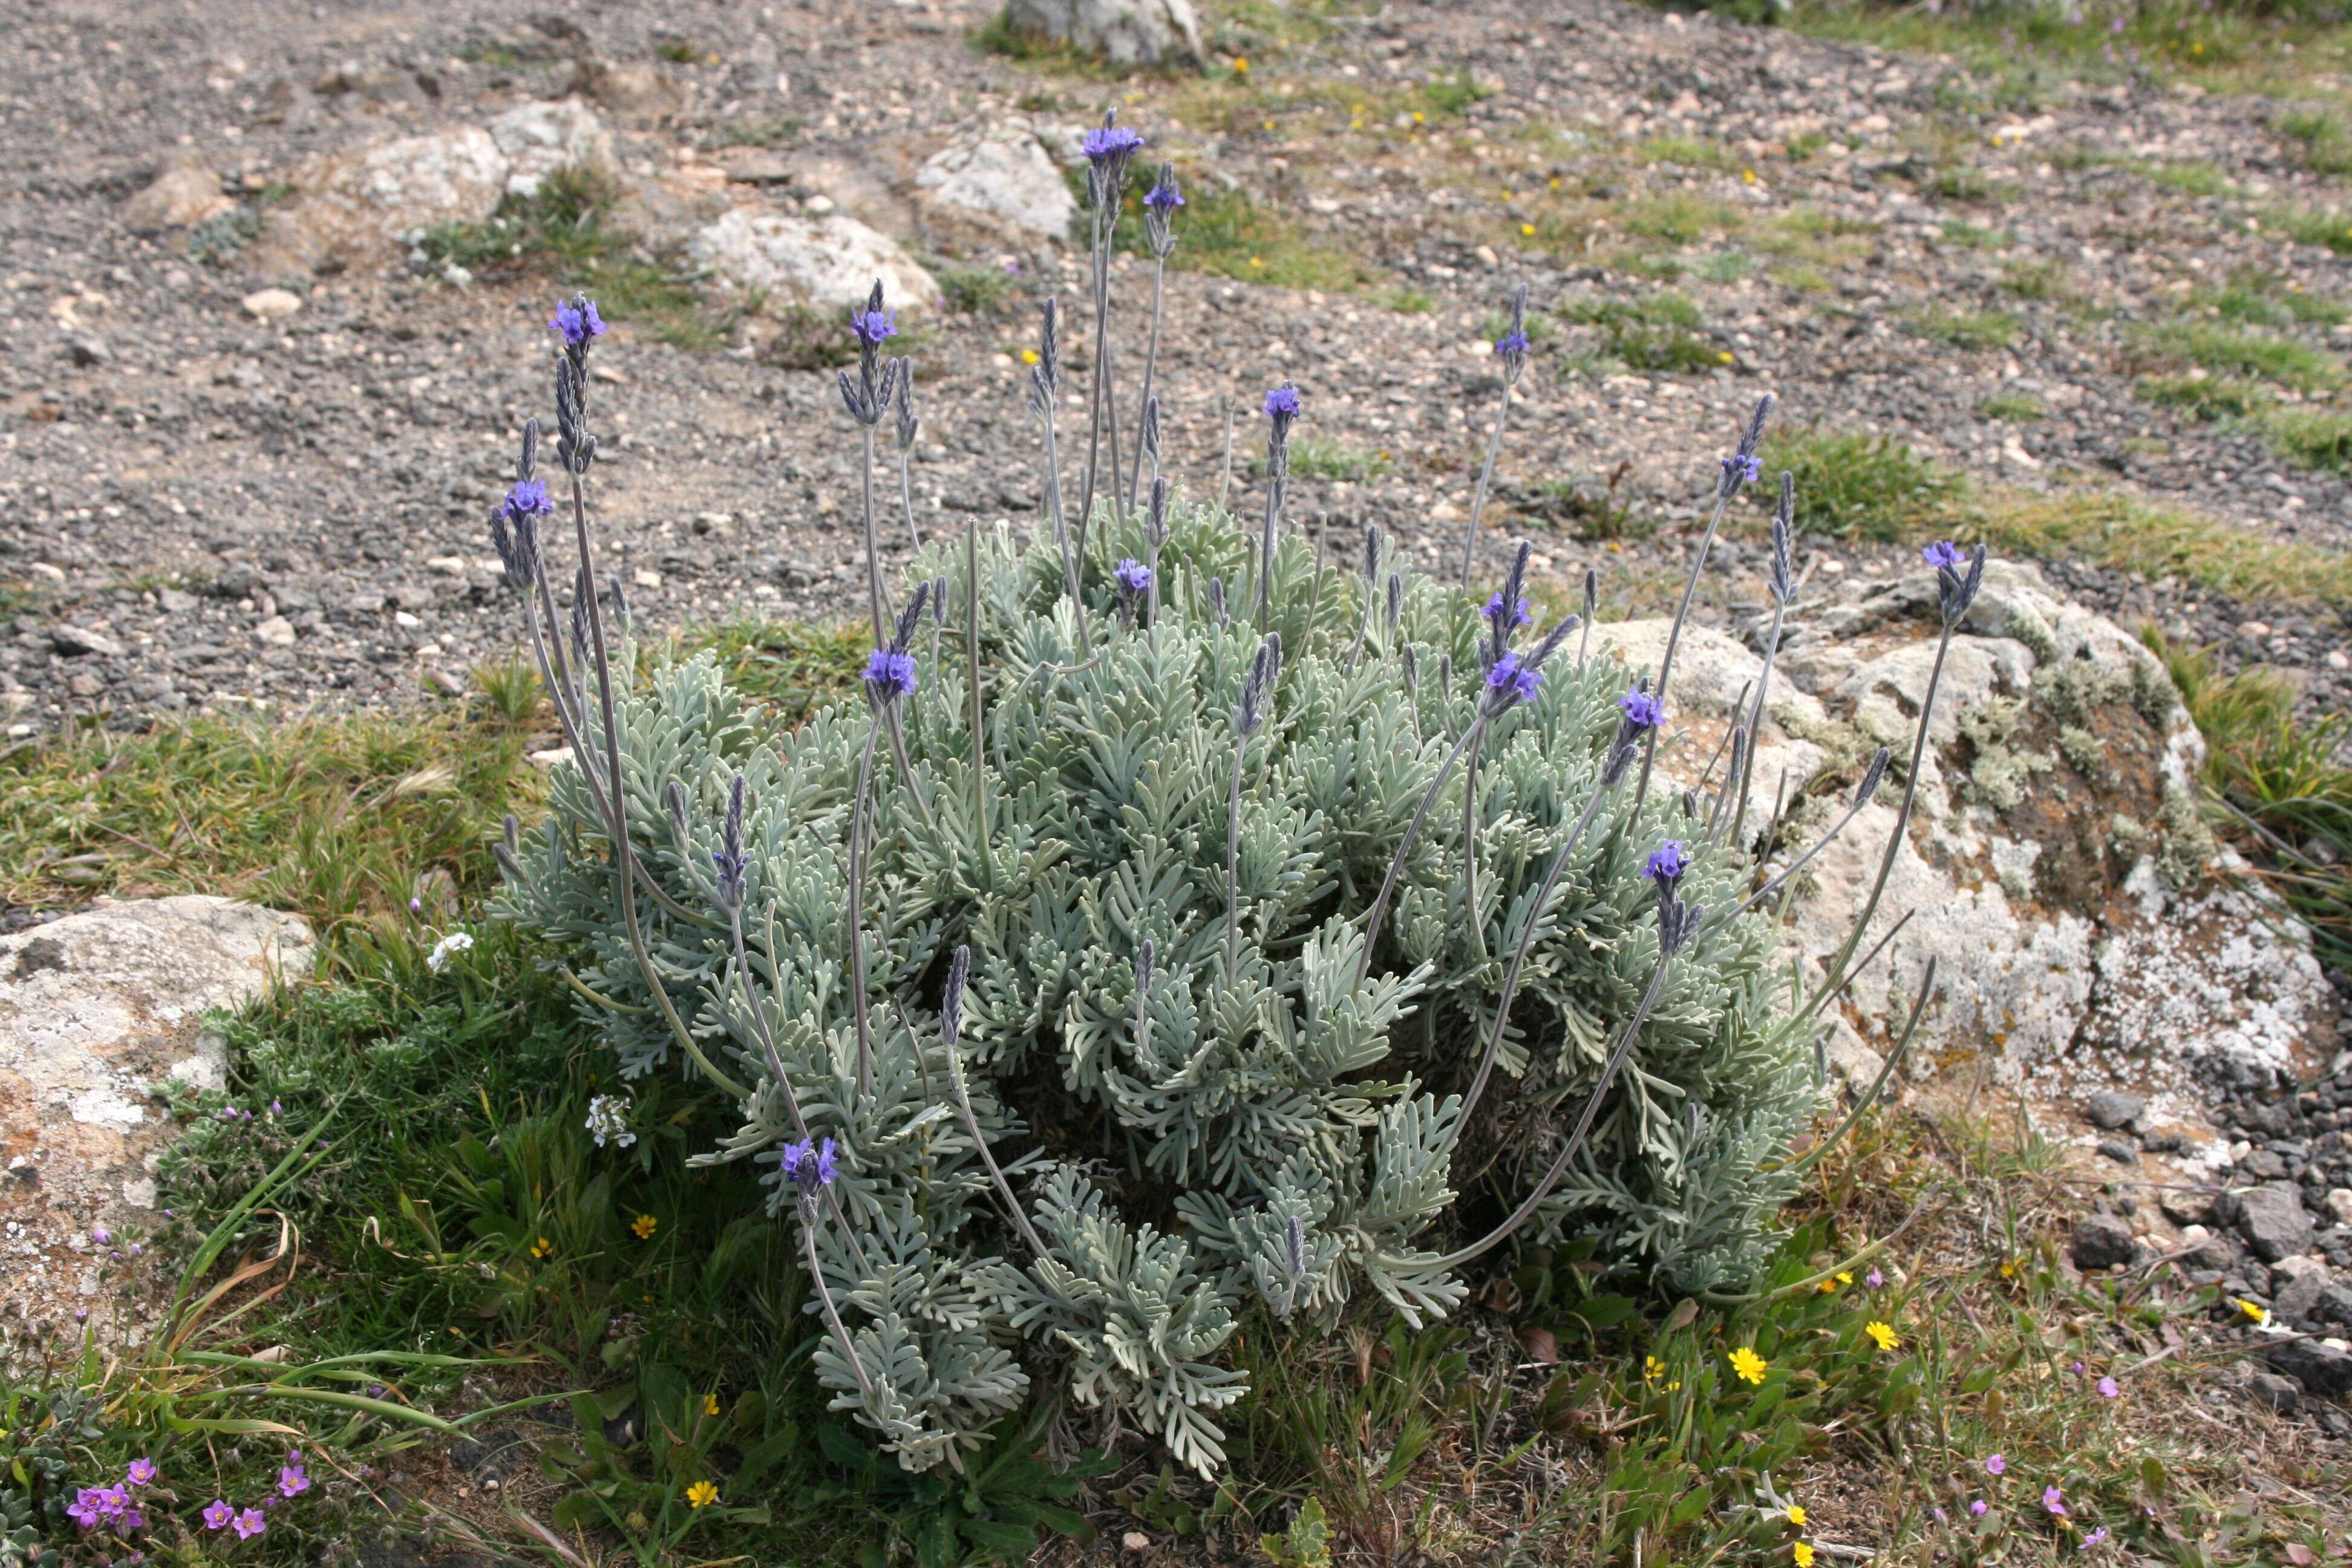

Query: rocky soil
[2,0,2351,736]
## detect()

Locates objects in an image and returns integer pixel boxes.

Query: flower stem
[1457,379,1512,588]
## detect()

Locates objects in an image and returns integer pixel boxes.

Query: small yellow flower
[1794,1543,1816,1568]
[1233,56,1249,74]
[1817,1278,1837,1293]
[631,1214,658,1240]
[1549,176,1561,190]
[1743,168,1757,183]
[1786,1505,1808,1527]
[1411,110,1425,125]
[704,1393,722,1417]
[1644,1354,1665,1383]
[2236,1298,2270,1325]
[1351,119,1364,131]
[1730,1347,1768,1385]
[1520,223,1536,237]
[1263,119,1275,130]
[529,1236,552,1259]
[1865,1320,1901,1352]
[1250,256,1264,267]
[685,1480,719,1509]
[1837,1272,1854,1285]
[1666,1379,1682,1391]
[1999,1258,2019,1279]
[1020,348,1040,366]
[1718,351,1734,364]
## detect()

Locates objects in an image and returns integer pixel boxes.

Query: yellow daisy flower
[1794,1543,1816,1568]
[1786,1504,1807,1527]
[704,1393,722,1416]
[631,1214,658,1240]
[1520,223,1536,237]
[1020,348,1040,366]
[1233,56,1249,74]
[1644,1355,1665,1383]
[2236,1298,2270,1325]
[685,1480,719,1509]
[1865,1320,1900,1352]
[1730,1347,1768,1385]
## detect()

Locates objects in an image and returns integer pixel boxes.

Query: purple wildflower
[1143,169,1184,211]
[783,1136,838,1200]
[125,1458,157,1488]
[2043,1486,2067,1517]
[2080,1526,2109,1550]
[547,298,605,348]
[68,1489,105,1530]
[2097,1375,2119,1399]
[1720,452,1762,486]
[203,1500,234,1532]
[1970,1500,1988,1517]
[1483,590,1532,629]
[1263,383,1302,420]
[1619,688,1665,729]
[1866,1267,1885,1289]
[74,1306,88,1322]
[850,306,897,347]
[1485,652,1541,706]
[1985,1454,2007,1476]
[90,1226,111,1246]
[501,479,551,525]
[1933,1508,1948,1524]
[278,1462,310,1498]
[863,647,916,702]
[1921,539,1965,570]
[1494,328,1530,359]
[1116,558,1152,597]
[1083,123,1147,165]
[1645,840,1689,886]
[232,1508,267,1540]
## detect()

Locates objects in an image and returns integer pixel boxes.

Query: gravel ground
[4,0,2352,733]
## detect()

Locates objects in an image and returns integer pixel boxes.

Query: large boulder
[914,125,1076,243]
[487,99,616,197]
[688,207,939,317]
[1,898,313,1356]
[1595,560,2333,1103]
[122,162,234,230]
[1001,0,1204,70]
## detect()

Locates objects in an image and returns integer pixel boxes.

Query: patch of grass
[1282,435,1393,483]
[1383,286,1437,313]
[1907,307,2023,351]
[933,260,1021,316]
[1108,180,1373,291]
[1618,192,1746,244]
[2141,371,2268,420]
[1638,134,1731,169]
[1559,291,1728,373]
[714,114,804,149]
[1420,67,1491,118]
[2150,632,2352,969]
[2269,203,2352,253]
[188,204,264,268]
[1757,426,1965,541]
[1978,392,2047,422]
[1941,218,2007,249]
[416,168,736,352]
[2281,105,2352,176]
[2138,319,2345,393]
[2261,405,2352,470]
[1998,258,2073,300]
[1978,488,2352,607]
[2194,270,2347,328]
[1527,460,1655,541]
[1927,164,2010,204]
[2141,158,2235,197]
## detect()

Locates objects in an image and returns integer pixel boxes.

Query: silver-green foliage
[493,501,1819,1476]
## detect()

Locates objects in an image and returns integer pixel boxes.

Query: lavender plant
[490,258,1958,1485]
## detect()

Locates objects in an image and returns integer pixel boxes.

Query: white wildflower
[586,1093,636,1149]
[425,931,475,973]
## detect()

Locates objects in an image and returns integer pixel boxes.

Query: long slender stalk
[1218,403,1236,514]
[567,474,748,1100]
[1731,594,1789,846]
[800,1220,877,1404]
[944,1037,1048,1258]
[858,427,890,649]
[1631,485,1735,815]
[965,520,992,891]
[1359,715,1488,985]
[1460,727,1486,961]
[1126,254,1167,511]
[896,446,923,554]
[1255,462,1283,634]
[846,717,883,1094]
[1457,380,1512,587]
[1226,734,1249,975]
[1039,388,1090,656]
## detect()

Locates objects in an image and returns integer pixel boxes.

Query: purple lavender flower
[1645,840,1688,886]
[1143,168,1184,211]
[1116,557,1152,597]
[2043,1486,2067,1517]
[783,1136,838,1201]
[863,647,916,702]
[1482,590,1532,629]
[547,297,606,349]
[125,1458,157,1488]
[278,1461,310,1498]
[2097,1375,2119,1399]
[1263,383,1302,422]
[1619,688,1665,729]
[501,478,552,525]
[1485,652,1542,706]
[1083,123,1147,166]
[850,305,897,347]
[1922,540,1964,570]
[203,1500,234,1531]
[1494,328,1530,359]
[1720,452,1763,487]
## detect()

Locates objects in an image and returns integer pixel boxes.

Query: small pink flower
[1985,1454,2007,1475]
[1866,1267,1885,1289]
[125,1458,157,1488]
[278,1463,309,1498]
[90,1226,111,1245]
[2081,1526,2109,1550]
[2044,1486,2068,1517]
[232,1507,267,1540]
[1970,1500,1988,1517]
[202,1499,234,1531]
[2097,1376,2120,1399]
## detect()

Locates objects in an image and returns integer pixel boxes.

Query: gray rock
[915,125,1076,241]
[2237,1183,2317,1264]
[2275,1272,2352,1330]
[2071,1214,2137,1272]
[2161,1186,2217,1226]
[122,162,234,230]
[2248,1371,2302,1413]
[689,209,938,318]
[2096,1136,2139,1165]
[2263,1336,2352,1398]
[51,624,123,658]
[485,100,615,198]
[1001,0,1204,68]
[2085,1089,2146,1130]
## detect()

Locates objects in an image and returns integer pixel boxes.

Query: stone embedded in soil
[120,162,232,230]
[913,124,1076,243]
[2264,1336,2352,1399]
[486,99,616,198]
[2275,1270,2352,1332]
[1001,0,1206,69]
[2085,1089,2148,1131]
[2235,1183,2318,1264]
[689,206,939,316]
[2248,1371,2303,1413]
[2071,1213,2136,1272]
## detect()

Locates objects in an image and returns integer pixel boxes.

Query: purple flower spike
[1921,539,1965,570]
[1494,328,1530,359]
[783,1136,838,1200]
[1482,590,1531,629]
[1619,688,1664,729]
[1144,171,1184,211]
[1985,1453,2007,1475]
[1720,452,1762,486]
[850,306,898,347]
[547,297,606,348]
[203,1500,234,1532]
[1645,840,1688,886]
[1263,384,1302,420]
[2043,1486,2067,1517]
[1083,123,1147,165]
[863,647,916,702]
[501,478,552,524]
[1116,557,1152,597]
[1485,652,1542,706]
